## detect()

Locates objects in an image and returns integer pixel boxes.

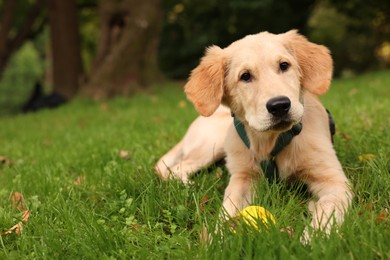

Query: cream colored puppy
[155,30,353,240]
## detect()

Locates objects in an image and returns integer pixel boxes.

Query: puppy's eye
[279,62,289,72]
[240,72,252,82]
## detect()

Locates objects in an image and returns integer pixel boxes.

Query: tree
[1,0,164,108]
[81,0,164,99]
[0,0,82,111]
[0,0,45,78]
[47,0,83,99]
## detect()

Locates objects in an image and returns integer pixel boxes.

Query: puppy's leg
[221,172,255,219]
[155,106,231,183]
[155,127,226,183]
[164,146,225,184]
[309,179,352,231]
[220,137,256,219]
[302,161,353,242]
[154,140,185,180]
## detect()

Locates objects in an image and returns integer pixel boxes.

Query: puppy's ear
[287,30,333,95]
[185,46,226,116]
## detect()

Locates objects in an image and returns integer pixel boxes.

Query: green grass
[0,71,389,259]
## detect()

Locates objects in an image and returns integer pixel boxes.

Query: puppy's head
[185,30,333,132]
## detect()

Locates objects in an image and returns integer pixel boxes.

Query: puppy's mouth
[248,118,296,133]
[245,112,302,133]
[270,119,294,131]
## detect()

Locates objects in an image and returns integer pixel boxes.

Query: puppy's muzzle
[266,96,291,117]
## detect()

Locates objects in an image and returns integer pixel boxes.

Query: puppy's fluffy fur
[155,30,353,241]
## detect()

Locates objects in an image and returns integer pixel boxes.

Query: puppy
[155,30,353,241]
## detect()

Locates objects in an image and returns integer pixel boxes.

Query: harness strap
[233,116,302,182]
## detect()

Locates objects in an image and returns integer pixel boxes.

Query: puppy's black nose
[266,96,291,117]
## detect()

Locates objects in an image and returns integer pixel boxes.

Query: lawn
[0,71,389,259]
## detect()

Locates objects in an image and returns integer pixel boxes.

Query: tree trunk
[47,0,83,99]
[82,0,164,99]
[0,0,45,78]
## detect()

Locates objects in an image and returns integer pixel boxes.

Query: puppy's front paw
[300,228,311,245]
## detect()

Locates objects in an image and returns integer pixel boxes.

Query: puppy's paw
[300,227,311,245]
[154,163,192,184]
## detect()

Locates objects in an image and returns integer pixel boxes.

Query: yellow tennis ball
[237,206,276,230]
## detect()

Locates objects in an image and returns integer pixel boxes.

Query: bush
[0,42,44,115]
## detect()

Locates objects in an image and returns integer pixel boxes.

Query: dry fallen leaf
[151,116,164,124]
[280,226,294,238]
[0,155,12,166]
[178,100,187,108]
[358,204,389,224]
[1,222,23,235]
[199,195,209,212]
[1,192,31,236]
[10,192,26,211]
[348,88,358,96]
[100,103,109,111]
[1,210,30,235]
[338,131,352,140]
[74,176,86,186]
[376,209,389,224]
[119,149,130,159]
[21,210,30,223]
[129,223,143,232]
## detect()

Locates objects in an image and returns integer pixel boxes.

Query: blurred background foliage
[159,0,389,78]
[159,0,315,78]
[310,0,390,77]
[0,0,389,115]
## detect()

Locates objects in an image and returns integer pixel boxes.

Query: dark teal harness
[233,116,302,182]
